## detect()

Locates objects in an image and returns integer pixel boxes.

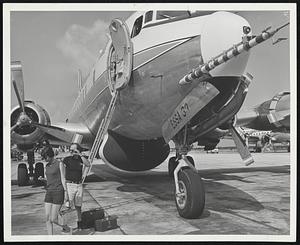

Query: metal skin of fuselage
[65,11,252,171]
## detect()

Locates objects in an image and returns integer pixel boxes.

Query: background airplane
[235,91,290,152]
[10,10,289,219]
[236,91,290,131]
[237,127,290,152]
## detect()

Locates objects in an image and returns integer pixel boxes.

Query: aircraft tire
[34,162,44,185]
[186,156,195,166]
[18,163,29,186]
[168,157,178,177]
[175,168,205,219]
[256,147,262,153]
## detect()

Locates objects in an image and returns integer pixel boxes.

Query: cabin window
[144,11,153,23]
[156,11,189,20]
[131,15,143,38]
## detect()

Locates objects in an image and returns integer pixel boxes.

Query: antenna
[77,69,82,91]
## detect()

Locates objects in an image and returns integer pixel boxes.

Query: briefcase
[94,215,118,232]
[81,208,105,228]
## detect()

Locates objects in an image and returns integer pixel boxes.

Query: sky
[9,9,291,123]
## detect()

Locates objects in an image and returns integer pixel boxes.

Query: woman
[40,145,70,235]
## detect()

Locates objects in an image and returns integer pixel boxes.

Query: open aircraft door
[107,19,133,93]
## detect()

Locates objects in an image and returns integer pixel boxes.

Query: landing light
[243,26,251,34]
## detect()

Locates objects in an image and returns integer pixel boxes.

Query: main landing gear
[17,151,44,186]
[169,126,205,219]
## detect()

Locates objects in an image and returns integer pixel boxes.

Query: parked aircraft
[237,127,290,152]
[235,91,290,152]
[236,91,290,132]
[10,10,288,218]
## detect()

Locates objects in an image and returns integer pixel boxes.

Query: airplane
[235,91,290,152]
[237,127,290,152]
[10,10,289,219]
[236,91,290,132]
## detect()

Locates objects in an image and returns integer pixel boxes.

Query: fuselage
[67,11,252,143]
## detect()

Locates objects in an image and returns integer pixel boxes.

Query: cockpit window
[131,15,143,38]
[156,11,190,20]
[145,11,153,23]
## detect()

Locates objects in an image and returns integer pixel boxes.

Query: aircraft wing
[35,122,94,148]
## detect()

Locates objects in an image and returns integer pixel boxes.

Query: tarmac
[10,151,291,237]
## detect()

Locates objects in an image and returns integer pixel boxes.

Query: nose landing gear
[169,125,205,219]
[172,155,205,219]
[168,155,195,177]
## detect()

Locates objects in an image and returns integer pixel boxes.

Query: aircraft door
[107,19,133,93]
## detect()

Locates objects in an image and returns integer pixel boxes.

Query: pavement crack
[226,210,282,232]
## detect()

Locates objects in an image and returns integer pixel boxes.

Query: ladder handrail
[82,90,119,183]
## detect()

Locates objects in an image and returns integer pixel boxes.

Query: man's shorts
[44,189,64,205]
[66,182,83,207]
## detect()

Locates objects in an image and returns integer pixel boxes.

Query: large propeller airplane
[235,91,290,152]
[236,91,290,132]
[11,10,289,219]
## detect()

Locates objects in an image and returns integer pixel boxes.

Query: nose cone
[201,11,252,77]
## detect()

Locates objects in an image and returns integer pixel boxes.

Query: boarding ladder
[81,18,133,183]
[89,90,119,163]
[81,90,119,183]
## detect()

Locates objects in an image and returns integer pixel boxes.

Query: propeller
[11,61,25,112]
[11,61,34,132]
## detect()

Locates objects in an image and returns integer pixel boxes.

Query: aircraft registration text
[162,82,220,142]
[169,103,190,130]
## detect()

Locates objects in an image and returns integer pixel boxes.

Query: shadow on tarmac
[87,164,289,219]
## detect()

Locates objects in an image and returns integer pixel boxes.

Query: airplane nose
[201,11,252,77]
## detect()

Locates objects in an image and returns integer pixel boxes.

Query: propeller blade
[11,61,25,113]
[267,109,290,125]
[228,124,254,166]
[11,123,19,132]
[12,80,25,113]
[274,109,290,121]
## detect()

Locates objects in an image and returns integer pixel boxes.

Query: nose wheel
[175,167,205,218]
[170,124,205,218]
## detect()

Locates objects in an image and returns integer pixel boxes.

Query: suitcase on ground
[81,208,105,228]
[94,215,118,232]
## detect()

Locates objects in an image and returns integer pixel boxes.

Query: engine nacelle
[99,130,170,172]
[11,101,50,151]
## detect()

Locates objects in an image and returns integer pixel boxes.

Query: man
[62,143,90,229]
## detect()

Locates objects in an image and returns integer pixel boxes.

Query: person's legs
[75,184,83,228]
[51,204,62,225]
[45,202,53,235]
[51,190,71,233]
[66,183,76,207]
[75,206,82,222]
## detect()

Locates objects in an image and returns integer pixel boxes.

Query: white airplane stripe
[133,37,193,71]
